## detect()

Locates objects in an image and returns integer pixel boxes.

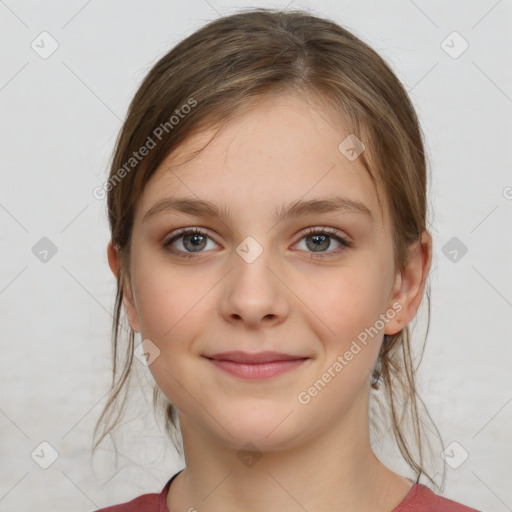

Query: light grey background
[1,1,511,510]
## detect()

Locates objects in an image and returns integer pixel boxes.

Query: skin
[108,92,432,512]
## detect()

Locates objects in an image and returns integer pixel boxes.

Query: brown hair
[93,7,443,490]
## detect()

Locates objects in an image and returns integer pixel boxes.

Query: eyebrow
[142,195,373,223]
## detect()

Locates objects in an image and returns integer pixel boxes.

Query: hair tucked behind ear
[92,7,444,491]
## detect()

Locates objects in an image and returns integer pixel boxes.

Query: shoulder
[394,483,481,512]
[94,492,160,512]
[93,480,170,512]
[94,470,182,511]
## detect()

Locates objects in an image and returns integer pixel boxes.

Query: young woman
[93,8,480,512]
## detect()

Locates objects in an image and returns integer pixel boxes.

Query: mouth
[203,351,311,380]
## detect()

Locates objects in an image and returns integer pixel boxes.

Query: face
[109,92,427,451]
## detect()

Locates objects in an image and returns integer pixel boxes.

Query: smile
[203,353,311,380]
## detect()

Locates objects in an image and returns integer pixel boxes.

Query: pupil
[186,233,206,251]
[309,234,329,251]
[191,234,202,246]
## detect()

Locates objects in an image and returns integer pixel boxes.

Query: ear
[385,231,432,336]
[107,240,141,332]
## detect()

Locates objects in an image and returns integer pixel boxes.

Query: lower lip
[206,358,309,379]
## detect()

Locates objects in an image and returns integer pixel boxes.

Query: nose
[219,247,290,329]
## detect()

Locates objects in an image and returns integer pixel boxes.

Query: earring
[371,334,393,389]
[370,355,383,389]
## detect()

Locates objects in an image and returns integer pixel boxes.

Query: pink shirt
[95,470,481,511]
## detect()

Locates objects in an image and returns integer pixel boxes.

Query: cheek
[133,263,204,408]
[303,263,386,389]
[131,263,218,407]
[132,258,201,339]
[310,261,387,337]
[302,274,384,406]
[135,282,172,337]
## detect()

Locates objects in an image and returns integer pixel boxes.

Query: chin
[207,406,307,452]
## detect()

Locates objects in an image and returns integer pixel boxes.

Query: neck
[167,393,412,512]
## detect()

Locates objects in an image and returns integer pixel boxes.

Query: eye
[163,228,218,258]
[293,227,351,258]
[163,226,351,259]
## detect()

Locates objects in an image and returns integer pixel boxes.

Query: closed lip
[204,351,309,364]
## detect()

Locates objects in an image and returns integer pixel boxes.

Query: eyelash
[162,226,352,259]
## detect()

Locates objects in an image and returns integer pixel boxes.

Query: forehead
[135,92,387,229]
